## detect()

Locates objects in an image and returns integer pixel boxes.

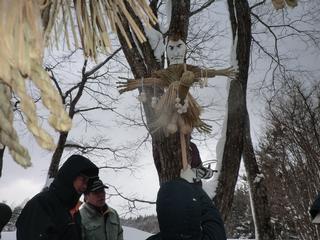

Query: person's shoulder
[79,202,92,216]
[107,206,119,214]
[146,233,161,240]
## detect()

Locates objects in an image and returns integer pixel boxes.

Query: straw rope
[41,0,157,59]
[0,83,31,168]
[0,0,156,167]
[118,64,234,135]
[117,64,237,94]
[0,0,69,166]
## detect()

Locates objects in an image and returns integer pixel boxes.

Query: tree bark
[214,79,245,221]
[117,0,191,184]
[47,132,69,178]
[225,0,275,238]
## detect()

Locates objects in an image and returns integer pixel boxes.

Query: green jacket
[80,203,123,240]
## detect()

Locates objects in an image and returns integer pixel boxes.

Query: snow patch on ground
[1,230,254,240]
[1,227,152,240]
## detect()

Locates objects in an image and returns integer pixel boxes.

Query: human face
[166,39,187,65]
[73,175,89,194]
[85,190,106,208]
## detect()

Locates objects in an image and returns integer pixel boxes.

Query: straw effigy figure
[117,36,237,137]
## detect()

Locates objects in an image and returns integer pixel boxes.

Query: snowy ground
[1,228,252,240]
[1,227,152,240]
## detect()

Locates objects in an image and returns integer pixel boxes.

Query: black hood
[50,155,99,209]
[0,203,12,231]
[156,179,201,240]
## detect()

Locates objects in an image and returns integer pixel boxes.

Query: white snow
[202,77,231,199]
[159,0,172,33]
[143,26,165,62]
[253,173,264,184]
[1,230,254,240]
[248,183,258,240]
[1,227,152,240]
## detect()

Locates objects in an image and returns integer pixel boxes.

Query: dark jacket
[0,203,12,232]
[147,178,226,240]
[310,193,320,219]
[0,203,12,239]
[16,155,98,240]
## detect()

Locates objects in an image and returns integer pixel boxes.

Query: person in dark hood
[146,178,226,240]
[16,154,99,240]
[0,203,12,239]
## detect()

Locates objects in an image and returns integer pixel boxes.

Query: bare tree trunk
[214,79,245,221]
[117,0,191,183]
[225,0,275,238]
[47,132,69,178]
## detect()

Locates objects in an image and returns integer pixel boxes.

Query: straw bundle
[272,0,286,9]
[151,81,211,136]
[272,0,298,9]
[0,0,156,167]
[0,0,71,167]
[117,64,236,135]
[0,83,31,167]
[41,0,157,60]
[285,0,298,8]
[117,64,237,94]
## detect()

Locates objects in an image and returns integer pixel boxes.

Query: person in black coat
[0,203,12,239]
[146,178,226,240]
[16,154,99,240]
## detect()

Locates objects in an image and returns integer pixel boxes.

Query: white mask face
[166,39,186,65]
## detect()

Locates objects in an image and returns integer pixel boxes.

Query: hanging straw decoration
[0,0,157,167]
[0,83,31,167]
[117,64,236,134]
[41,0,157,60]
[117,64,237,94]
[0,0,73,167]
[272,0,298,10]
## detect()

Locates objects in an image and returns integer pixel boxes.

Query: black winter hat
[156,179,201,240]
[85,177,108,193]
[56,154,99,186]
[0,203,12,232]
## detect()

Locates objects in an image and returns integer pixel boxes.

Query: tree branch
[84,48,122,78]
[190,0,216,16]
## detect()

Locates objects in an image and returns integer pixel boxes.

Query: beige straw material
[272,0,298,9]
[118,64,236,135]
[272,0,285,9]
[0,0,72,167]
[0,83,31,168]
[117,64,237,94]
[41,0,157,60]
[151,81,210,135]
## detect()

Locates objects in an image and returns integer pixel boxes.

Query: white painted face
[166,39,187,65]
